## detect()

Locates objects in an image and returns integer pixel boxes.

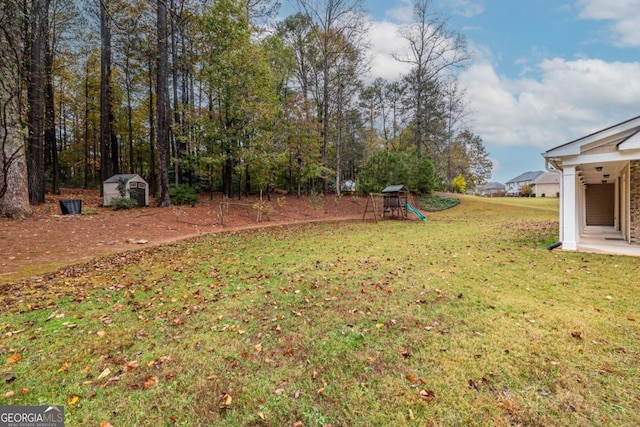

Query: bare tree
[0,0,31,217]
[394,0,468,156]
[296,0,368,193]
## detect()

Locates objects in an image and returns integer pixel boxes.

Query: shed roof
[104,174,143,183]
[382,185,407,193]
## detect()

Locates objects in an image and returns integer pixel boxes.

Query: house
[103,174,149,207]
[543,115,640,253]
[478,182,506,197]
[505,171,544,196]
[532,171,560,197]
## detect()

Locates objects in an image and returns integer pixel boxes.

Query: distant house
[532,171,560,197]
[505,171,544,196]
[478,182,506,197]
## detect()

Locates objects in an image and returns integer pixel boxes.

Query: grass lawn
[1,195,639,426]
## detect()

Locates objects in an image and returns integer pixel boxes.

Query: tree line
[0,0,491,217]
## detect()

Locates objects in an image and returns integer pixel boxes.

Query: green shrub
[419,194,461,211]
[169,184,198,206]
[110,197,139,210]
[358,149,438,195]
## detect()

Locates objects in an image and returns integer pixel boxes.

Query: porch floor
[574,226,640,256]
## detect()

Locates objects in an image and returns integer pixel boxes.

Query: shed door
[130,182,146,207]
[586,183,614,226]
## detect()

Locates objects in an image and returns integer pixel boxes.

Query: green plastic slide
[405,203,426,221]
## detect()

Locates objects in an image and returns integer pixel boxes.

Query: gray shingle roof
[382,185,407,193]
[481,182,505,190]
[506,171,544,184]
[104,174,140,183]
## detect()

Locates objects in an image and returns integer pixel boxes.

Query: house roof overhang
[543,115,640,158]
[542,115,640,184]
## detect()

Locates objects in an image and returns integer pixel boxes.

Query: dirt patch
[0,189,373,284]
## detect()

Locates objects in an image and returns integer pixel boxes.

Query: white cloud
[577,0,640,47]
[366,20,413,80]
[459,57,640,150]
[385,0,414,23]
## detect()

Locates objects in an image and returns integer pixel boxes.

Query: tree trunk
[83,60,90,189]
[156,0,171,207]
[0,0,31,217]
[0,131,31,219]
[147,55,156,195]
[321,54,329,194]
[44,29,58,194]
[100,0,113,190]
[336,80,343,196]
[27,0,48,204]
[223,154,233,199]
[170,0,181,185]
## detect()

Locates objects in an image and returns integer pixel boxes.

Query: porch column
[561,165,578,250]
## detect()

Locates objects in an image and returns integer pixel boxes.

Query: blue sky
[279,1,640,183]
[359,0,640,183]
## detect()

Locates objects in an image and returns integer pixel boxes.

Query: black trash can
[60,199,82,215]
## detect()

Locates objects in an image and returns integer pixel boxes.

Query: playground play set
[362,185,426,223]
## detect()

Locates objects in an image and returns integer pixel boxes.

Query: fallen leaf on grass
[219,392,232,408]
[147,356,170,369]
[96,368,111,381]
[58,362,70,372]
[101,376,120,387]
[419,389,436,402]
[68,395,80,405]
[406,375,426,386]
[125,361,139,372]
[100,422,113,427]
[6,353,21,364]
[143,375,158,388]
[4,391,14,398]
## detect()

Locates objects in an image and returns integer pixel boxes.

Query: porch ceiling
[576,161,626,185]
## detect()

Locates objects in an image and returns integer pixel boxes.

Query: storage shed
[103,174,149,207]
[382,185,408,219]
